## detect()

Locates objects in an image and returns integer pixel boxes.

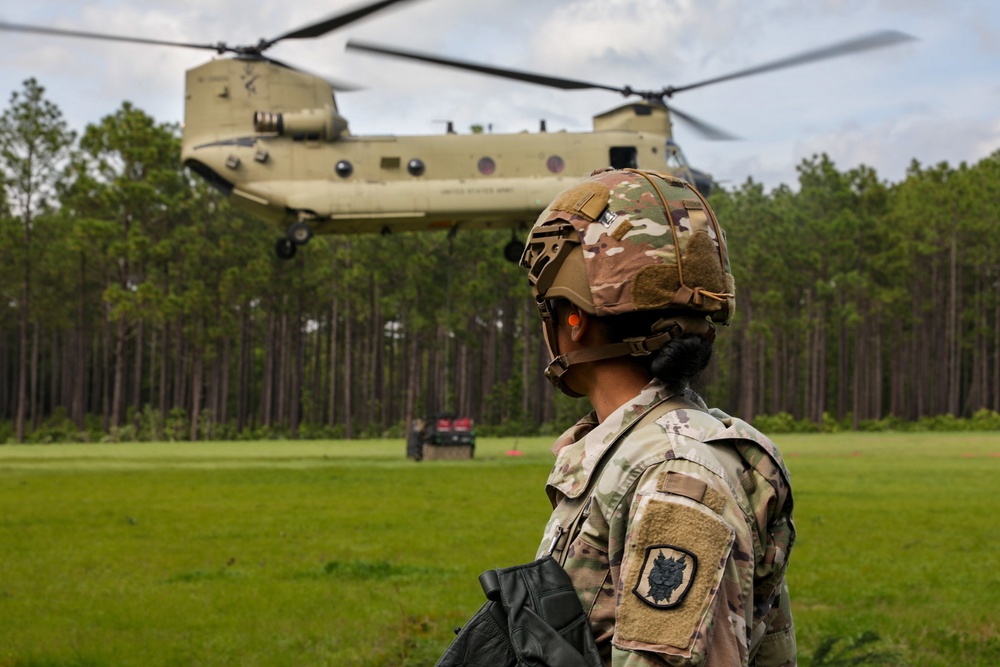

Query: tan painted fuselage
[182,58,702,235]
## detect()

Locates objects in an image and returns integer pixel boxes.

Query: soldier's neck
[584,360,653,424]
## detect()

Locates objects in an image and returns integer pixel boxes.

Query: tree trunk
[220,336,231,426]
[327,296,339,428]
[404,325,419,433]
[29,323,40,430]
[291,292,303,438]
[343,297,353,439]
[994,282,1000,412]
[261,312,275,428]
[15,279,29,442]
[237,307,251,431]
[948,229,960,414]
[172,322,186,411]
[110,316,128,429]
[100,313,111,431]
[148,328,158,420]
[132,320,144,416]
[736,288,754,421]
[190,346,203,441]
[159,324,170,417]
[277,310,288,427]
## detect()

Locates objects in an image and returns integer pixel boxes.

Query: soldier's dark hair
[649,335,713,388]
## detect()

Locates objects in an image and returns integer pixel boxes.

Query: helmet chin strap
[541,313,716,398]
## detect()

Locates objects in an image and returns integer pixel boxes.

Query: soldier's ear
[568,308,588,342]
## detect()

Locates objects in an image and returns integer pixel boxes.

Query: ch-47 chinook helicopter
[0,1,913,261]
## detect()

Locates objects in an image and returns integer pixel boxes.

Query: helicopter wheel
[503,239,525,264]
[275,237,297,260]
[288,221,314,246]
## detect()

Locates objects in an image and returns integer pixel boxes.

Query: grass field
[1,432,998,666]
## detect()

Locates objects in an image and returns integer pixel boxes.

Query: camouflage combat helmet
[520,168,735,396]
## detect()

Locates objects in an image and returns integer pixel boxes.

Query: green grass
[0,433,998,666]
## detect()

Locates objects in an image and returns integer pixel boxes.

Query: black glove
[436,556,604,667]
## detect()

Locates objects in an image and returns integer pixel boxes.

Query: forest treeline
[1,78,999,443]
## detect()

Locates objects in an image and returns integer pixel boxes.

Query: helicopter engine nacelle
[253,105,348,141]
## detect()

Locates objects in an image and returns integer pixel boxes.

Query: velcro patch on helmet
[632,265,682,310]
[680,231,726,295]
[611,220,634,241]
[550,182,611,222]
[630,230,728,312]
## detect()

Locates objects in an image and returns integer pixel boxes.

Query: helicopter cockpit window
[478,157,496,176]
[407,159,426,176]
[664,141,686,169]
[609,146,637,170]
[335,160,353,178]
[546,156,565,174]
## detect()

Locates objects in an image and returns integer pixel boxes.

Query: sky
[1,0,998,192]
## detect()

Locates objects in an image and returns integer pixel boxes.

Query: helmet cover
[521,168,735,324]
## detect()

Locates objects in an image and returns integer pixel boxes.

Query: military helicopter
[0,1,913,261]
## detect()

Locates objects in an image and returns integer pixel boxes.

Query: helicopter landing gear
[503,238,525,263]
[288,221,314,245]
[275,237,297,260]
[275,221,313,260]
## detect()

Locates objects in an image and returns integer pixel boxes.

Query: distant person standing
[519,168,796,666]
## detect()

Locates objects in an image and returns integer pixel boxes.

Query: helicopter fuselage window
[478,157,496,175]
[335,160,353,178]
[408,158,426,176]
[609,146,637,170]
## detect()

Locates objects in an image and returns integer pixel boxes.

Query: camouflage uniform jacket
[535,380,796,666]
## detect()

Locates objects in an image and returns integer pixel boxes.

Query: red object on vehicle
[436,418,452,432]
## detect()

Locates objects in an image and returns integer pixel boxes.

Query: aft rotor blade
[347,39,626,94]
[668,104,740,141]
[268,0,418,45]
[667,30,916,96]
[0,21,225,52]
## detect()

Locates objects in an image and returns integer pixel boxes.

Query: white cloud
[0,0,997,192]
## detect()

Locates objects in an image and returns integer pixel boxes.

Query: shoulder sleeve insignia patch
[633,545,697,608]
[615,497,735,653]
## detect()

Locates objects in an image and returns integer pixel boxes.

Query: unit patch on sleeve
[633,545,697,608]
[615,496,735,653]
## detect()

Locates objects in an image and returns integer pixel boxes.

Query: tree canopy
[1,78,998,442]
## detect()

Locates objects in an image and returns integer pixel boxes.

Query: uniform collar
[545,379,675,503]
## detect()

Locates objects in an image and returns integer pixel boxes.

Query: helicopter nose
[689,169,715,198]
[184,159,235,197]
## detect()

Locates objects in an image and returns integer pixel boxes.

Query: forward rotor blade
[262,55,362,92]
[267,0,418,45]
[668,104,740,141]
[347,39,626,94]
[0,21,224,52]
[667,30,916,96]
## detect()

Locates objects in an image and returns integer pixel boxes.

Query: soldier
[520,168,796,666]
